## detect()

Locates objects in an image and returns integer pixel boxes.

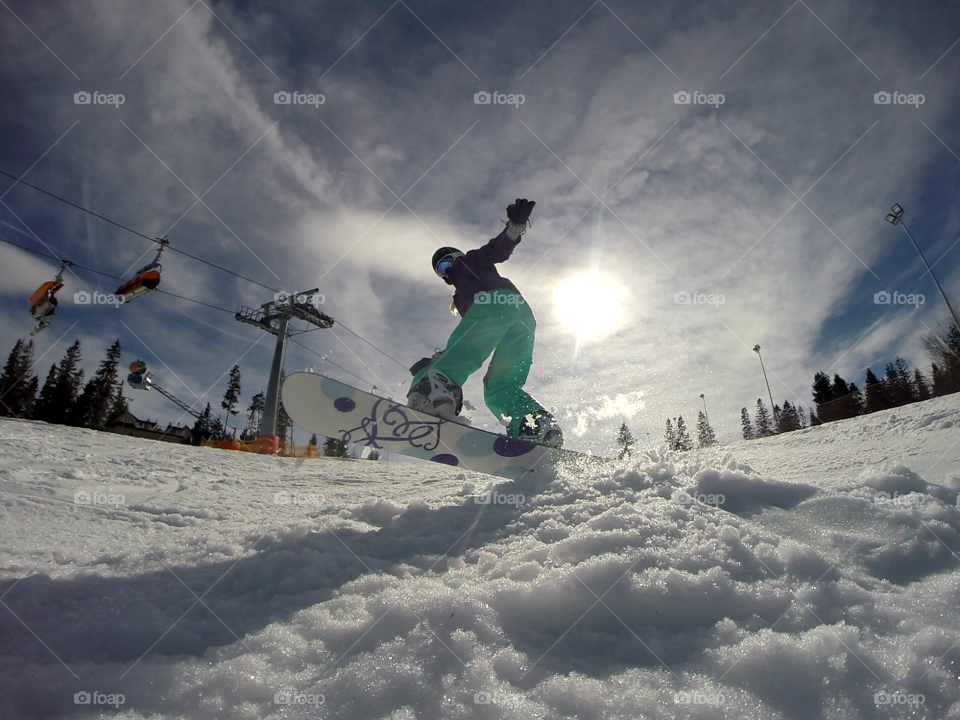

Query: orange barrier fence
[200,437,321,457]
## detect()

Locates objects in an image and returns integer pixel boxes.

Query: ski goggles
[435,255,458,278]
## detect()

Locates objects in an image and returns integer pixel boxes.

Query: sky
[1,0,959,453]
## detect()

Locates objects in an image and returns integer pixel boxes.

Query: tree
[932,363,951,397]
[863,368,889,414]
[809,408,822,426]
[754,399,774,437]
[221,365,241,433]
[830,374,862,420]
[323,437,348,457]
[616,421,636,459]
[367,450,381,461]
[243,391,265,440]
[109,382,128,419]
[696,411,717,448]
[35,341,84,425]
[884,357,915,408]
[192,402,214,444]
[776,400,801,433]
[811,371,835,422]
[740,408,755,440]
[32,363,60,423]
[73,340,123,429]
[922,322,960,395]
[0,339,38,418]
[664,418,677,450]
[674,415,693,451]
[309,433,318,447]
[914,367,932,401]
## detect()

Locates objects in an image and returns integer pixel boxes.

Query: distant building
[106,409,192,444]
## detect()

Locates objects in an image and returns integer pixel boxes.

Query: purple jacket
[447,229,522,316]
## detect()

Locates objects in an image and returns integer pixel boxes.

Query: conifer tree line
[0,336,278,444]
[740,321,960,440]
[662,412,718,451]
[0,337,128,430]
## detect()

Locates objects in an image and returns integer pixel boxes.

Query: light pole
[699,393,709,425]
[886,204,960,332]
[753,344,777,420]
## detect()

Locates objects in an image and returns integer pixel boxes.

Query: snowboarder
[407,198,563,448]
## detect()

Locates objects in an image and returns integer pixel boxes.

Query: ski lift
[28,260,71,336]
[127,359,152,390]
[116,238,168,303]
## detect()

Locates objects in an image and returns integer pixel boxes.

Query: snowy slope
[2,396,960,719]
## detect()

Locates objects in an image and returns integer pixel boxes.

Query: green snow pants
[410,290,546,437]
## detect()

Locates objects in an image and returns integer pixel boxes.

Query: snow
[2,396,960,718]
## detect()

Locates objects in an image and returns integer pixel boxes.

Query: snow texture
[2,395,960,718]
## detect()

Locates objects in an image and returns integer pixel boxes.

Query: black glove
[507,198,536,224]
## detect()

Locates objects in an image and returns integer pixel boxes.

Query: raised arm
[463,198,536,267]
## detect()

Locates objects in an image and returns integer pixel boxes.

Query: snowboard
[281,372,596,481]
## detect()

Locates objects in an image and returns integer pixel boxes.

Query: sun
[555,272,623,341]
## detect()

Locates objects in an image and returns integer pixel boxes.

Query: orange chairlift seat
[116,238,168,303]
[28,260,71,335]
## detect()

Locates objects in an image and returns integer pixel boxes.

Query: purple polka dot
[494,436,536,457]
[431,454,459,466]
[334,397,356,412]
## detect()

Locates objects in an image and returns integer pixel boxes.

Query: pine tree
[192,402,214,443]
[32,363,60,423]
[323,437,348,457]
[796,405,808,428]
[221,365,242,428]
[664,418,677,449]
[914,367,932,401]
[696,411,717,448]
[41,341,84,425]
[0,339,38,418]
[309,433,318,447]
[883,357,915,407]
[73,340,123,429]
[616,421,636,459]
[812,371,835,422]
[243,391,265,439]
[809,408,822,426]
[864,368,889,414]
[675,415,693,451]
[109,381,128,419]
[754,399,774,437]
[740,407,755,440]
[922,322,960,395]
[931,363,950,397]
[776,400,801,433]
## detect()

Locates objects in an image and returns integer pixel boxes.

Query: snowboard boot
[517,411,564,448]
[408,369,462,418]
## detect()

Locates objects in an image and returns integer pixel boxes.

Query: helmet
[431,247,464,279]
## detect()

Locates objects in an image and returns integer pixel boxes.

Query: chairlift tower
[235,289,334,439]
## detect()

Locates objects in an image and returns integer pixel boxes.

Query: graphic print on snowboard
[282,372,583,481]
